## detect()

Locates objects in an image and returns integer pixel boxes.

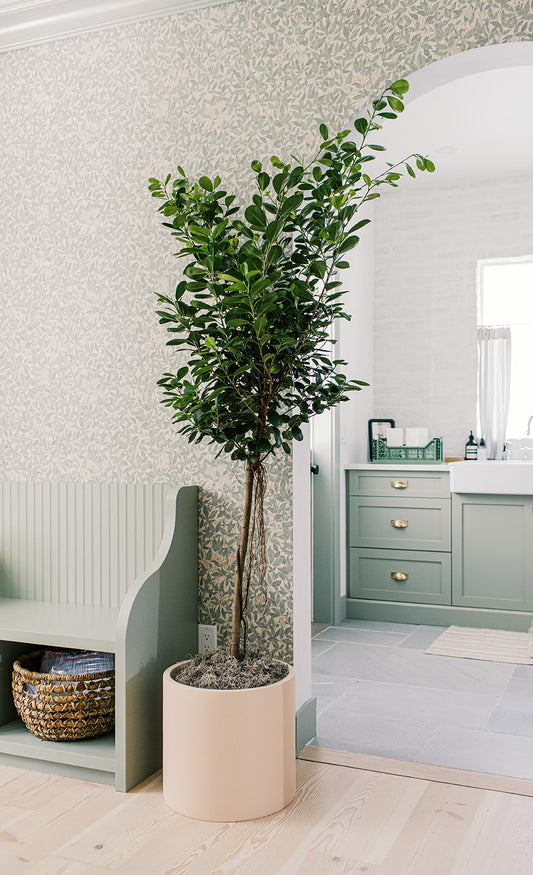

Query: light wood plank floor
[1,754,533,874]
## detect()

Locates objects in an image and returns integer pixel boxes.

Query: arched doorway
[305,40,533,775]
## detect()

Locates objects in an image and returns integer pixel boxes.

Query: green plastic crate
[372,437,444,464]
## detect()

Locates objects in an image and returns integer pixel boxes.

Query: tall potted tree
[150,79,433,821]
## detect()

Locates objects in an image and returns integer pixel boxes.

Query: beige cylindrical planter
[162,661,296,822]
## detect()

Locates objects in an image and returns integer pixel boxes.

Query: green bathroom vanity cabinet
[346,466,533,631]
[452,493,533,613]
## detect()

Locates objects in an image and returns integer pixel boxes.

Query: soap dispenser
[478,436,487,461]
[465,430,478,460]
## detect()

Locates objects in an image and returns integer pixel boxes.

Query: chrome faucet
[527,415,533,436]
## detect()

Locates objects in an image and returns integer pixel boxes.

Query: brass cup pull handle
[391,479,408,489]
[391,571,409,581]
[390,519,408,528]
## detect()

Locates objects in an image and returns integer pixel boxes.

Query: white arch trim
[406,40,533,102]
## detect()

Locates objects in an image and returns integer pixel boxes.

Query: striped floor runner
[426,625,533,664]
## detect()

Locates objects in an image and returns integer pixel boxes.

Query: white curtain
[477,326,511,459]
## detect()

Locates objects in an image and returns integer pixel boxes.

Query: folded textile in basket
[24,649,114,698]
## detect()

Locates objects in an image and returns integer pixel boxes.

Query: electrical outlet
[198,624,217,654]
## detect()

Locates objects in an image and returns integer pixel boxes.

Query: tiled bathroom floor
[310,619,533,780]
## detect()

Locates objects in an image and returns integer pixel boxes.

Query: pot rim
[164,658,295,694]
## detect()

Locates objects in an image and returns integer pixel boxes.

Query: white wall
[372,173,533,458]
[293,426,311,709]
[338,213,375,596]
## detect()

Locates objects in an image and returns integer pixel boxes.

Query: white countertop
[345,463,450,472]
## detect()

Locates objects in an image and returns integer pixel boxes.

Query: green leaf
[217,273,243,282]
[244,204,267,228]
[368,144,386,151]
[319,123,329,140]
[279,192,303,217]
[272,172,287,194]
[354,117,368,135]
[199,176,213,192]
[406,163,415,178]
[265,219,283,242]
[387,96,404,113]
[390,78,409,94]
[309,260,327,279]
[349,218,371,232]
[338,235,359,254]
[257,171,270,190]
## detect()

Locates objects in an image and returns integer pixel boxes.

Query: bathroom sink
[450,460,533,494]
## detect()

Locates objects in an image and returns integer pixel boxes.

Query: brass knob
[391,479,408,489]
[390,519,408,528]
[391,571,408,581]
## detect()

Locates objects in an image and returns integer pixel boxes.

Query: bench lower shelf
[0,720,116,783]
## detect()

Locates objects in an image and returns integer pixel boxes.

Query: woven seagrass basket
[12,650,115,742]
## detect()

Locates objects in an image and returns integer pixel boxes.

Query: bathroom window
[477,256,533,439]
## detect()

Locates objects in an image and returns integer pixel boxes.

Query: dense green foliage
[150,80,434,465]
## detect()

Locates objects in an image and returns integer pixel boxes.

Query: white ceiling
[371,66,533,187]
[0,0,235,52]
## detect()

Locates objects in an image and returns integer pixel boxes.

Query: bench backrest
[0,481,170,608]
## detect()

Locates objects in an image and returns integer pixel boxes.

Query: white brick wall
[372,174,533,458]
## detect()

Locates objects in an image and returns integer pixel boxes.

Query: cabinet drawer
[349,548,451,604]
[348,496,451,551]
[347,469,450,499]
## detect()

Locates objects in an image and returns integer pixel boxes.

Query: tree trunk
[230,462,255,658]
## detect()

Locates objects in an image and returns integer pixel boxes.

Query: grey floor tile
[339,619,418,634]
[484,678,533,736]
[312,673,358,716]
[513,664,533,679]
[417,726,533,779]
[494,678,533,713]
[311,639,336,658]
[485,709,533,738]
[314,626,410,646]
[311,620,533,778]
[332,679,498,730]
[316,707,435,761]
[399,625,447,650]
[312,641,515,693]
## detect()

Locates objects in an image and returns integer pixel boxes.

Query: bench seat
[0,597,119,650]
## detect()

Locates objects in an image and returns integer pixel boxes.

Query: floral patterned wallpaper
[0,0,531,660]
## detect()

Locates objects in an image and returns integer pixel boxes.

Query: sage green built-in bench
[0,481,198,791]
